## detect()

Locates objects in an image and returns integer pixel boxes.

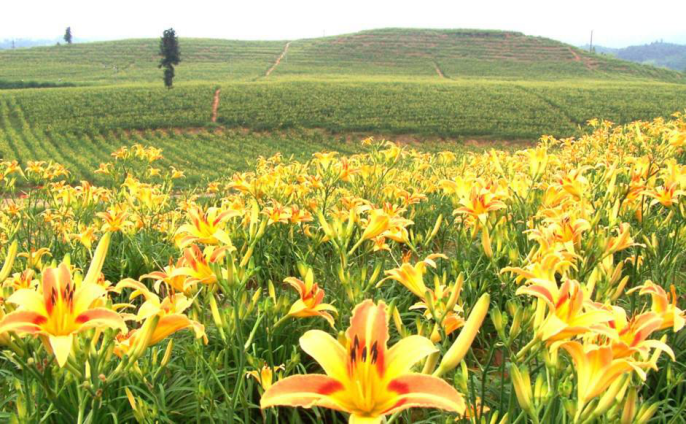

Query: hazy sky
[2,0,685,47]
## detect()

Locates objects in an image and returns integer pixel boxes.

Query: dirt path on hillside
[568,47,595,71]
[266,42,291,77]
[211,88,221,123]
[433,62,446,79]
[568,47,581,62]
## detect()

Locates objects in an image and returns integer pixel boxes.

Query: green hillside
[275,28,684,81]
[1,29,684,84]
[0,38,286,84]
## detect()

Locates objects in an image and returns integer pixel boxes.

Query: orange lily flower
[288,205,313,225]
[177,245,229,286]
[19,247,52,271]
[517,278,612,342]
[644,182,684,208]
[3,270,38,291]
[247,363,285,391]
[261,300,466,422]
[0,263,126,367]
[453,187,506,224]
[263,202,292,225]
[606,308,674,360]
[140,257,193,294]
[553,341,645,415]
[380,254,447,299]
[114,279,205,358]
[284,269,337,327]
[628,281,685,332]
[409,278,465,343]
[174,206,238,248]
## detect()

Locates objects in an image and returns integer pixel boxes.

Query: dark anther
[361,347,367,362]
[370,342,379,364]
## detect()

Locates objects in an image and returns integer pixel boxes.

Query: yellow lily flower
[140,257,193,294]
[359,209,391,242]
[97,207,132,233]
[284,269,337,327]
[247,363,285,392]
[628,281,685,332]
[261,300,466,422]
[176,245,230,286]
[553,341,645,416]
[19,247,52,271]
[381,254,447,299]
[517,278,612,342]
[605,308,674,360]
[114,279,205,358]
[453,187,506,225]
[644,182,684,208]
[174,206,239,248]
[0,263,126,367]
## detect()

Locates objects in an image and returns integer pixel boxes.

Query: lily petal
[0,310,45,334]
[75,308,127,333]
[260,374,346,411]
[385,335,437,378]
[49,334,74,368]
[382,374,466,415]
[299,330,348,382]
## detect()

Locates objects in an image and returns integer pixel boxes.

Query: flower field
[0,112,685,423]
[1,79,685,187]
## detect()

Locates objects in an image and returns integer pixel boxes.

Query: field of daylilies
[0,113,685,424]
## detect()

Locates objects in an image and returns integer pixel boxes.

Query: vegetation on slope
[1,29,684,85]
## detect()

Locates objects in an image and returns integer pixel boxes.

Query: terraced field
[2,29,684,84]
[275,28,682,81]
[0,28,684,185]
[0,38,286,84]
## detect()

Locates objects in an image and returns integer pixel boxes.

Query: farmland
[1,26,686,423]
[2,78,685,182]
[0,29,684,181]
[0,115,685,422]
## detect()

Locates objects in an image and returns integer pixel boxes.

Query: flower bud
[635,402,658,424]
[0,240,18,284]
[83,232,111,286]
[511,365,532,410]
[482,228,493,258]
[434,293,489,376]
[594,375,626,418]
[620,386,637,424]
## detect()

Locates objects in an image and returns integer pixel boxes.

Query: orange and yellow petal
[75,307,127,333]
[260,374,346,411]
[382,374,466,416]
[299,330,348,382]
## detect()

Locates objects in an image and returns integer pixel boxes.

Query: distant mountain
[0,38,91,49]
[582,41,686,72]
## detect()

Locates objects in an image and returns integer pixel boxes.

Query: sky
[1,0,685,48]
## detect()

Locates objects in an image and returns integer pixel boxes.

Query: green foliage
[0,80,75,90]
[0,29,683,85]
[64,27,72,45]
[159,28,180,89]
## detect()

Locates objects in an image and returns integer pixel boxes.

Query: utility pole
[589,30,594,53]
[11,39,15,49]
